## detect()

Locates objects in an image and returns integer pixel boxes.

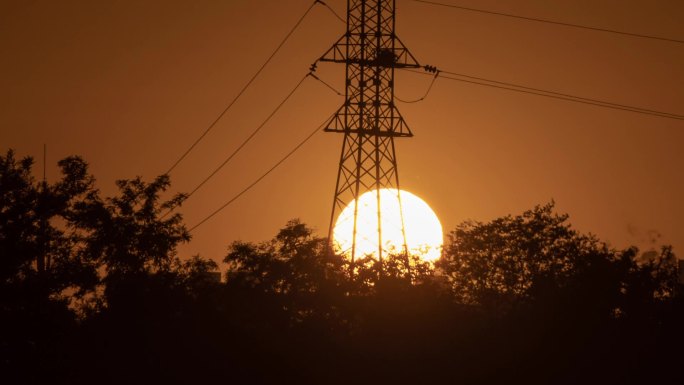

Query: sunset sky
[2,0,682,264]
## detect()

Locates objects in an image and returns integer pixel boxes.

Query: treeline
[1,149,682,385]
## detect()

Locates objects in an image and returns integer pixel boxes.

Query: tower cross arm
[318,34,421,68]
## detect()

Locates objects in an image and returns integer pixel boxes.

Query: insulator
[424,65,438,73]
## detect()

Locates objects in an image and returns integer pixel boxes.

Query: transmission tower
[320,0,421,266]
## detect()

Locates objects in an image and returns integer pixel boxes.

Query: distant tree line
[1,149,682,385]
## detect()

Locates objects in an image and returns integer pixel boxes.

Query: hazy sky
[2,0,683,264]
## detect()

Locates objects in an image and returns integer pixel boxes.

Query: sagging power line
[395,70,439,103]
[163,69,343,218]
[165,0,325,175]
[189,113,335,232]
[175,74,310,209]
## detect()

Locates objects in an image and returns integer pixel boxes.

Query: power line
[437,69,683,119]
[163,69,343,219]
[164,0,321,175]
[409,0,684,44]
[395,70,439,103]
[188,113,334,233]
[402,68,684,120]
[437,73,684,120]
[178,74,311,209]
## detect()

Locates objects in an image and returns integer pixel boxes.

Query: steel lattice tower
[320,0,421,265]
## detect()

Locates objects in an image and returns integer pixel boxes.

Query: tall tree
[0,150,102,382]
[0,150,101,304]
[74,174,190,310]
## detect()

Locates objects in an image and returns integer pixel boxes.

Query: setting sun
[332,189,443,262]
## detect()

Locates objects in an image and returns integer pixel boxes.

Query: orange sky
[2,0,683,264]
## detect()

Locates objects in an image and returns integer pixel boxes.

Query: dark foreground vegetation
[2,149,683,385]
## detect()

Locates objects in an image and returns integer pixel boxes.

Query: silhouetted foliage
[2,150,682,385]
[0,150,104,383]
[225,219,348,327]
[441,202,679,318]
[0,150,99,296]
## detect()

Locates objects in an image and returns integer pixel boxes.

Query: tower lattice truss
[321,0,421,262]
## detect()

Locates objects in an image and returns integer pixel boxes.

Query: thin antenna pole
[43,144,46,183]
[38,143,47,274]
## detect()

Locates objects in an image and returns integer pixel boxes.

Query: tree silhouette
[2,149,682,385]
[438,202,682,384]
[0,150,100,297]
[225,219,347,323]
[0,150,102,383]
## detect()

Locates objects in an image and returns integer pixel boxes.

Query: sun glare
[332,189,443,262]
